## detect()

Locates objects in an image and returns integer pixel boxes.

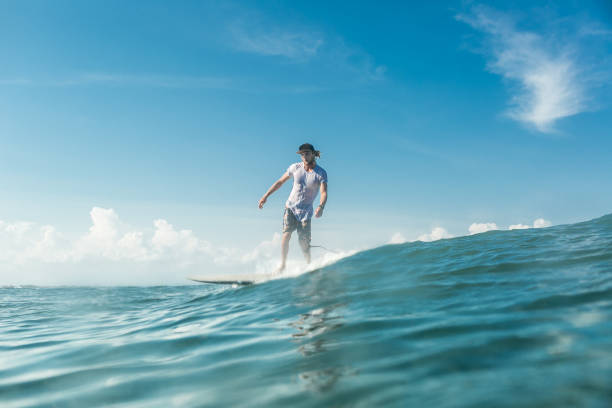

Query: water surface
[2,215,612,407]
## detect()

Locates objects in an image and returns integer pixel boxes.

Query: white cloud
[388,218,552,246]
[508,218,552,230]
[389,227,453,244]
[73,207,150,261]
[241,232,281,262]
[457,6,589,132]
[509,223,530,230]
[78,207,120,254]
[25,225,71,263]
[151,219,208,255]
[533,218,552,228]
[417,227,453,242]
[2,221,33,239]
[469,222,499,235]
[0,208,220,266]
[0,221,72,265]
[389,232,407,244]
[116,231,148,261]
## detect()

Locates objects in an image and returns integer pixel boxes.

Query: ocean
[1,214,611,407]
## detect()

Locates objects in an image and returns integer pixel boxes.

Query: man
[258,143,328,272]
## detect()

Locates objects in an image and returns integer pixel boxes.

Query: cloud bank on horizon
[389,217,552,245]
[0,207,275,266]
[0,206,552,285]
[0,207,354,285]
[457,5,610,132]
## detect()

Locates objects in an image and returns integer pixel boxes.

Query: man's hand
[258,196,267,209]
[315,206,324,218]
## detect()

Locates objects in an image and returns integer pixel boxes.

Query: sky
[1,0,611,285]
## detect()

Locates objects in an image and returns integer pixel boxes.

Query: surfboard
[187,274,277,285]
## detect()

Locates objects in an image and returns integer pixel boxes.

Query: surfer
[258,143,328,272]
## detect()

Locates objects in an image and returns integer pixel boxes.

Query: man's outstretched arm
[259,172,291,209]
[314,182,327,218]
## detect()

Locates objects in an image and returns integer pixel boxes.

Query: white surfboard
[187,274,277,285]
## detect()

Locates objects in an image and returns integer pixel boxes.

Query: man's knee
[298,234,310,253]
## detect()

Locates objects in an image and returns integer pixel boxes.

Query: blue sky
[1,0,611,284]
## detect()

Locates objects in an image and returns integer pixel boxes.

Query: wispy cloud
[78,73,233,89]
[229,19,323,61]
[227,12,385,83]
[327,37,386,81]
[0,73,234,89]
[0,78,33,85]
[456,6,602,132]
[578,21,612,39]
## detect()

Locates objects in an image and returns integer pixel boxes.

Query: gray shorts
[283,208,311,252]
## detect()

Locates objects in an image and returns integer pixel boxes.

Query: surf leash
[309,244,339,254]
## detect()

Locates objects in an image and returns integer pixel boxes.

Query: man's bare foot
[276,264,286,274]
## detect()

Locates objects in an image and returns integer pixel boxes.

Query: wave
[1,213,611,407]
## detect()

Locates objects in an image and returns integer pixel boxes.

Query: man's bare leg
[299,235,311,264]
[278,231,292,272]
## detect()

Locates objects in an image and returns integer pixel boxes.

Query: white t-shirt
[285,162,328,222]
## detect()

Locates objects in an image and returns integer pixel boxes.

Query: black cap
[297,143,315,153]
